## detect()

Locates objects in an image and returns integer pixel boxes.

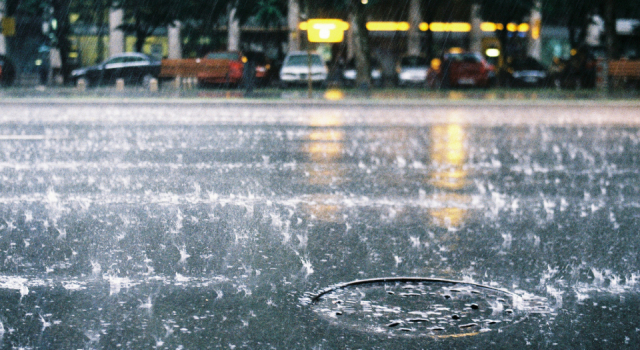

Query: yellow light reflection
[419,22,429,31]
[300,194,343,223]
[506,23,517,32]
[428,121,470,228]
[324,89,345,101]
[301,113,346,221]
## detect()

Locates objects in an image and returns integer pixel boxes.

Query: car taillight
[230,61,243,75]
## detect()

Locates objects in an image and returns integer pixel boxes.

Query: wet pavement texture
[0,101,639,349]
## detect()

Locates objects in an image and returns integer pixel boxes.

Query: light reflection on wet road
[0,101,638,349]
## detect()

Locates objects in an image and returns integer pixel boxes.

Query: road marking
[0,135,47,140]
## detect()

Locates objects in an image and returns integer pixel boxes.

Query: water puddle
[305,277,552,338]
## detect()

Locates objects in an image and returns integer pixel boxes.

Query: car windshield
[401,56,429,67]
[205,52,240,60]
[447,53,482,63]
[286,55,324,66]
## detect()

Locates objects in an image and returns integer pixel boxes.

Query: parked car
[430,52,496,88]
[397,56,430,86]
[244,51,273,86]
[279,52,328,88]
[506,56,550,87]
[0,55,16,87]
[71,52,160,87]
[197,51,245,86]
[342,58,382,87]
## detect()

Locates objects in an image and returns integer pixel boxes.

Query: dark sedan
[0,55,16,87]
[507,57,550,87]
[71,53,161,87]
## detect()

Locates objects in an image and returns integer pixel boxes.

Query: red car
[197,51,245,86]
[428,52,496,88]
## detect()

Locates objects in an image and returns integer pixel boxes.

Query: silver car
[397,55,429,86]
[279,52,328,87]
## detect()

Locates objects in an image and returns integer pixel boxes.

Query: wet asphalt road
[0,100,639,349]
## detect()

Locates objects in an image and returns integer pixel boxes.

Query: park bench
[159,58,231,79]
[608,60,640,79]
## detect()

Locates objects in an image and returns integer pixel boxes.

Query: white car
[342,58,383,87]
[279,52,328,87]
[397,56,429,86]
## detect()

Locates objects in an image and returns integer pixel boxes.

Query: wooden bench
[159,59,231,79]
[608,60,640,78]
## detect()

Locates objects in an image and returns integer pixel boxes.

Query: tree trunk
[228,2,240,52]
[407,0,421,56]
[52,0,72,83]
[569,26,577,49]
[287,0,300,52]
[135,31,146,52]
[497,22,509,86]
[350,0,370,88]
[603,0,616,91]
[96,1,107,64]
[135,16,146,53]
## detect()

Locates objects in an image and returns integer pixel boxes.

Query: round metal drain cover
[305,277,551,338]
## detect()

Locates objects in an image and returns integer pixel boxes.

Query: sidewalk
[1,85,640,104]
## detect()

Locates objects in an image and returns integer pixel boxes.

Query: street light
[303,19,349,98]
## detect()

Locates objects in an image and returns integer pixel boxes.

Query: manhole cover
[304,277,552,338]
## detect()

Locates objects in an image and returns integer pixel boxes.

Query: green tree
[253,0,286,28]
[543,0,598,49]
[112,0,183,53]
[71,0,111,63]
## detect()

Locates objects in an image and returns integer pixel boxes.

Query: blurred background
[0,0,638,91]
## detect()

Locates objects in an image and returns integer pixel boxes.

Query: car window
[462,54,482,63]
[125,56,147,63]
[105,57,126,65]
[286,55,324,66]
[205,52,240,60]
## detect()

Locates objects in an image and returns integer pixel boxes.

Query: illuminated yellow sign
[429,22,471,32]
[305,19,349,43]
[366,21,409,31]
[299,20,531,34]
[480,22,496,32]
